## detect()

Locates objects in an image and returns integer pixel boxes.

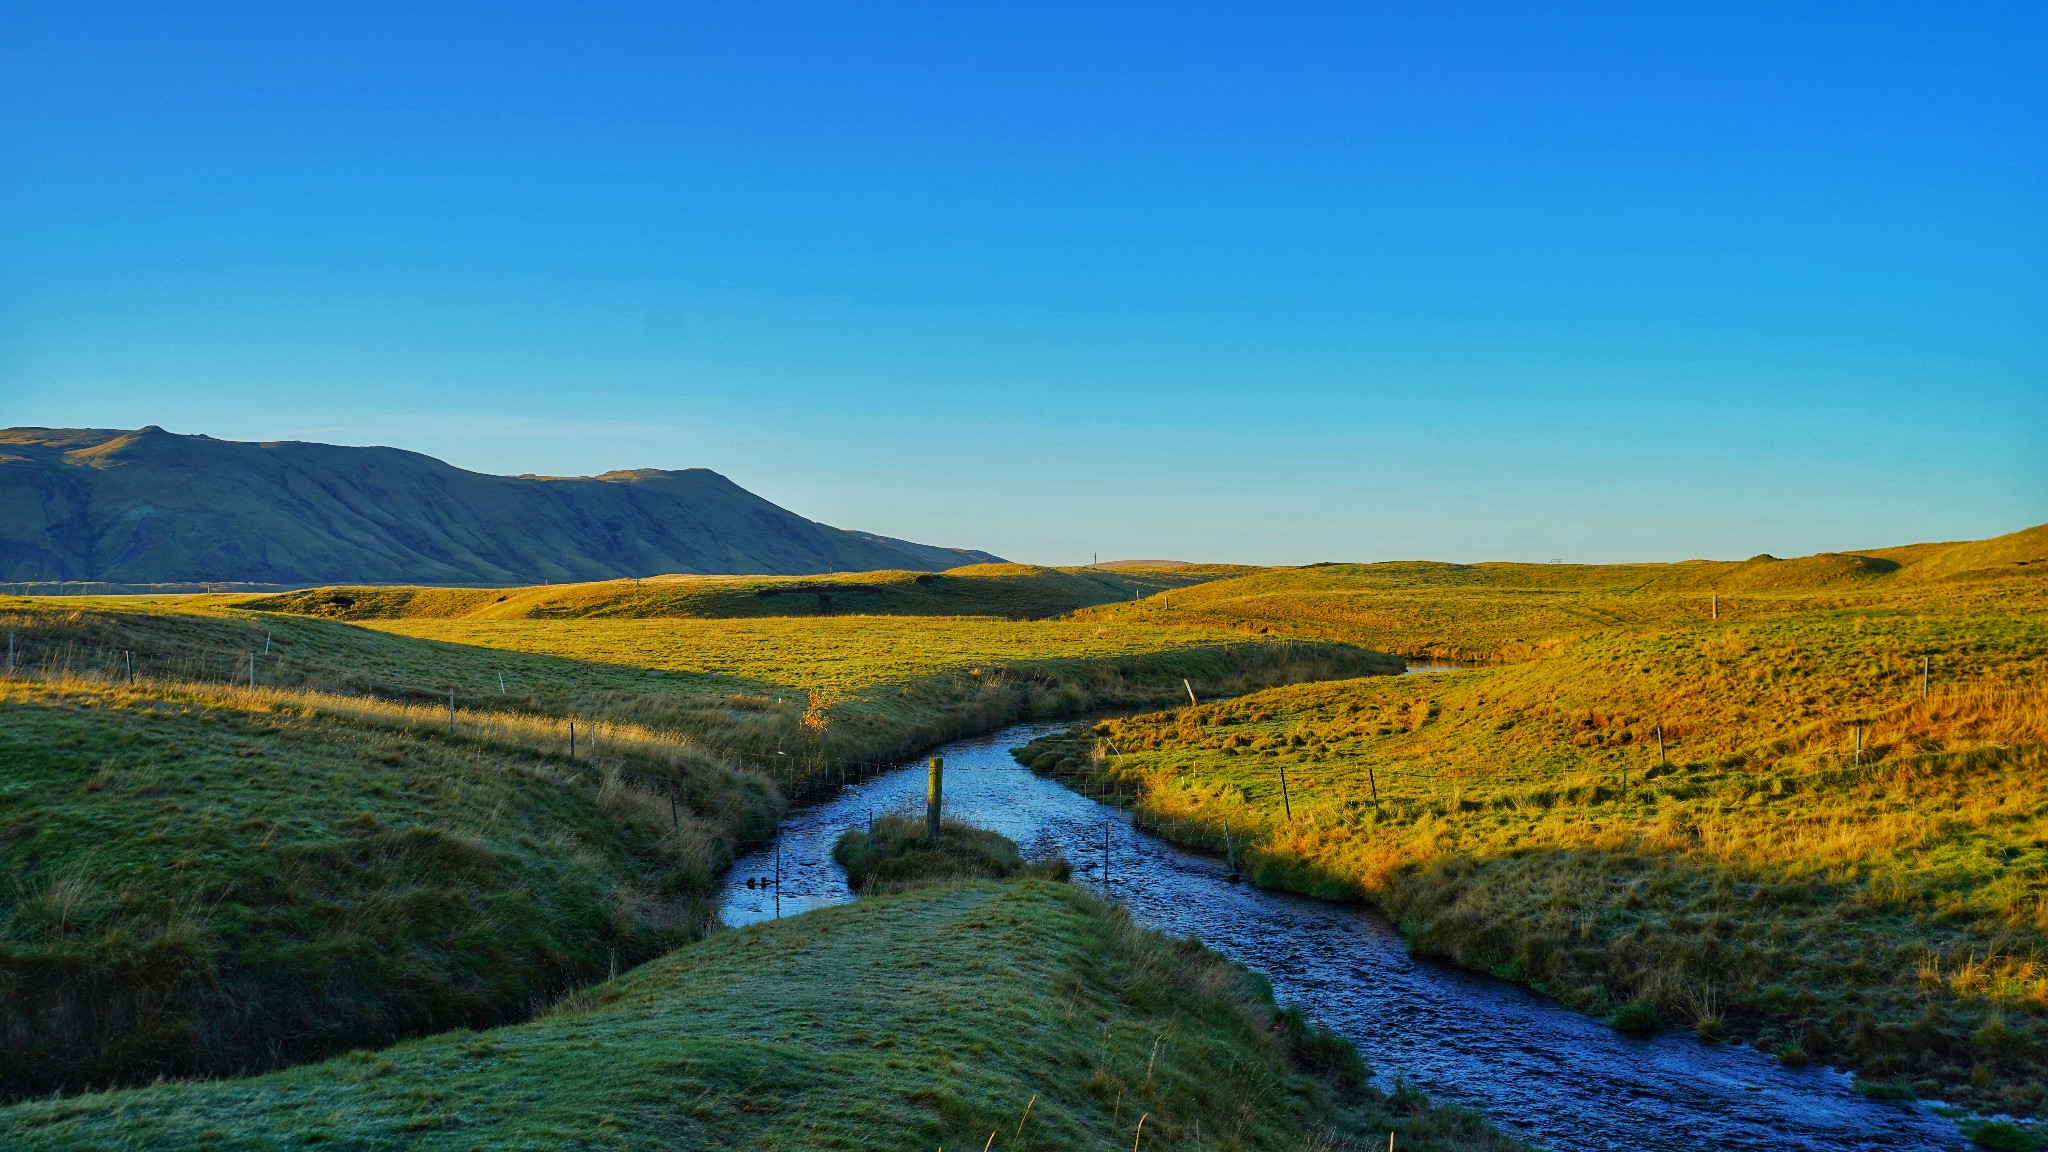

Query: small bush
[1611,997,1662,1035]
[1964,1120,2043,1152]
[833,816,1068,893]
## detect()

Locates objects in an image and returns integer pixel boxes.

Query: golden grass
[1020,525,2048,1115]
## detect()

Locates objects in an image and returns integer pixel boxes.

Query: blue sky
[3,3,2043,564]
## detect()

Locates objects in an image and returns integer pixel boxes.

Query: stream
[719,720,1964,1151]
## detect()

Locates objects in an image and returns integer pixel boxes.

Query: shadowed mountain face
[0,427,1000,584]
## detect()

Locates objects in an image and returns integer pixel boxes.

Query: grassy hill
[239,562,1252,623]
[1018,522,2048,1117]
[0,676,773,1099]
[1082,522,2048,661]
[0,426,999,584]
[0,879,1518,1152]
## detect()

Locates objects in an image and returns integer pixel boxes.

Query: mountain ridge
[0,426,1001,584]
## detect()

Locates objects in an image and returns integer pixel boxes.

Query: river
[719,721,1964,1152]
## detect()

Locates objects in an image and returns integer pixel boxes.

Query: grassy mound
[0,881,1519,1151]
[0,678,773,1100]
[1021,543,2048,1115]
[833,815,1070,892]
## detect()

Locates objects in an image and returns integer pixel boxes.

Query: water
[720,723,1966,1151]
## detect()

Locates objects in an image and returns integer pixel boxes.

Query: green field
[1019,523,2048,1116]
[0,589,1396,776]
[0,579,1399,1097]
[0,878,1517,1152]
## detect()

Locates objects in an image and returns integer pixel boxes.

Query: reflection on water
[721,723,1964,1152]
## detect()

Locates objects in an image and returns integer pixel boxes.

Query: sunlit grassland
[1079,523,2048,662]
[0,595,1398,775]
[238,561,1253,623]
[0,675,773,1099]
[0,880,1520,1152]
[1020,527,2048,1116]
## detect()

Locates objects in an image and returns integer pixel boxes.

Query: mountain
[0,427,1002,585]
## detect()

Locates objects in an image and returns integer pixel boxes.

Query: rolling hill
[0,426,999,585]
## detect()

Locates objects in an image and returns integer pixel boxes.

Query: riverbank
[1017,663,2048,1120]
[0,879,1520,1151]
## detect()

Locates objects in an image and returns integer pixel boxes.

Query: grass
[0,591,1397,1097]
[239,561,1251,623]
[1017,522,2048,1116]
[1076,522,2048,661]
[0,675,773,1100]
[0,879,1520,1151]
[0,593,1399,780]
[833,815,1072,893]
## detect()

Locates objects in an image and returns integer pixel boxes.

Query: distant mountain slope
[0,427,1001,584]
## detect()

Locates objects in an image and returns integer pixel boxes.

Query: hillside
[0,676,773,1098]
[0,427,999,585]
[1019,523,2048,1117]
[1082,522,2048,661]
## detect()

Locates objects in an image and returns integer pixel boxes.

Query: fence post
[1367,763,1378,807]
[926,756,944,841]
[248,651,256,689]
[1922,655,1929,700]
[569,720,576,757]
[448,688,456,733]
[1277,763,1292,819]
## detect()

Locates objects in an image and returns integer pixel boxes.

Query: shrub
[832,816,1069,893]
[1611,997,1662,1035]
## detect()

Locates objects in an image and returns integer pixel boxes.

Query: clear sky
[3,3,2043,565]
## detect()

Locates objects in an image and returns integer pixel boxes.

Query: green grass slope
[239,562,1249,623]
[0,426,997,584]
[0,880,1518,1152]
[0,678,773,1099]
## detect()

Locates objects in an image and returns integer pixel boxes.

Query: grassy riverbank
[1018,524,2048,1116]
[0,676,772,1099]
[0,880,1519,1151]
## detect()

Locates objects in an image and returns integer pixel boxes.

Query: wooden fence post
[926,756,944,840]
[1277,763,1292,820]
